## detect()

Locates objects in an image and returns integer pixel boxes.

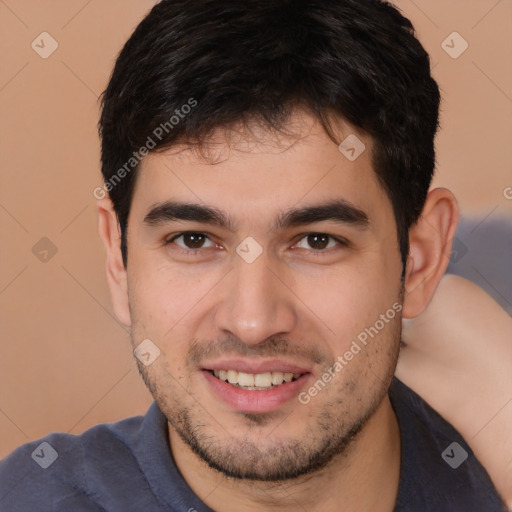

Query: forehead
[130,111,391,227]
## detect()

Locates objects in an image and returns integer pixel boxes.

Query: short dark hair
[98,0,440,269]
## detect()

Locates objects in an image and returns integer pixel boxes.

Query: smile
[202,365,312,413]
[209,369,303,390]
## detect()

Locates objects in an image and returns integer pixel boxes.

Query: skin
[98,109,459,512]
[396,273,512,507]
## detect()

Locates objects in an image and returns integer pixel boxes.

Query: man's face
[125,111,404,480]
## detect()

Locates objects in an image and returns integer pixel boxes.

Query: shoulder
[0,414,145,512]
[398,273,512,429]
[390,378,508,511]
[397,274,512,504]
[403,273,512,344]
[424,273,510,322]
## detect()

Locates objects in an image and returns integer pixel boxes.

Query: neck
[168,395,401,512]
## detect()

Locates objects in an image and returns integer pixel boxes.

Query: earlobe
[402,188,459,319]
[97,198,132,327]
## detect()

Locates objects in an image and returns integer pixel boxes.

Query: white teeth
[238,372,255,387]
[271,371,284,385]
[227,370,239,384]
[211,369,302,388]
[254,372,272,387]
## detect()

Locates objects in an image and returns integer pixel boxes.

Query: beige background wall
[1,0,511,458]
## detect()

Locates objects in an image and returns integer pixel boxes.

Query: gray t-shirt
[0,378,507,511]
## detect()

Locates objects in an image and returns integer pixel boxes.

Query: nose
[214,249,297,347]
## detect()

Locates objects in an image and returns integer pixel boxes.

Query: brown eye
[168,232,215,251]
[308,234,329,250]
[295,233,340,251]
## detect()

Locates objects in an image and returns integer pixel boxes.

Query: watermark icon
[441,32,468,59]
[441,442,468,469]
[31,441,58,469]
[338,134,365,161]
[93,98,198,200]
[31,32,59,59]
[298,302,402,404]
[32,237,58,263]
[448,236,468,264]
[236,236,263,263]
[134,339,161,366]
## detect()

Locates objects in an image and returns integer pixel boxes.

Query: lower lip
[202,370,311,413]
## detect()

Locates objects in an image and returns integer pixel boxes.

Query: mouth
[207,369,303,390]
[201,361,312,413]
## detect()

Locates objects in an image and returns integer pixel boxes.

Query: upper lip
[202,358,312,375]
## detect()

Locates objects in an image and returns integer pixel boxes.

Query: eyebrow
[143,199,370,232]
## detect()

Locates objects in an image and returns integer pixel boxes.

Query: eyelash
[165,231,348,256]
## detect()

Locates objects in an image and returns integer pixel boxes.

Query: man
[0,0,507,510]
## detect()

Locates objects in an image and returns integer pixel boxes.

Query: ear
[402,188,459,319]
[97,197,132,327]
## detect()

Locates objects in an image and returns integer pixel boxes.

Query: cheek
[128,264,221,361]
[306,265,400,314]
[130,262,201,323]
[294,261,400,341]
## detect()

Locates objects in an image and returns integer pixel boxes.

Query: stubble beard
[134,315,402,483]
